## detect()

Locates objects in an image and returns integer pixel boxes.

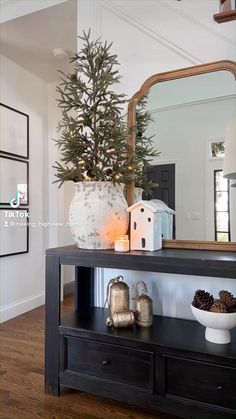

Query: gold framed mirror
[127,60,236,251]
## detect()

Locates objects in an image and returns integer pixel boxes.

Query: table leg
[75,266,94,309]
[45,255,61,395]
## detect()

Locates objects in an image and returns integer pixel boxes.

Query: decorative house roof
[127,200,162,213]
[151,199,175,214]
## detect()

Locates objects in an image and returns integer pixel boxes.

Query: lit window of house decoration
[127,200,162,251]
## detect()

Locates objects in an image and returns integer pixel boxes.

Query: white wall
[0,1,77,323]
[103,269,236,319]
[0,54,48,322]
[0,57,75,322]
[78,0,236,319]
[78,0,236,98]
[47,83,74,287]
[148,96,236,241]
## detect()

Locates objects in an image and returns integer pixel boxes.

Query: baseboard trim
[64,281,75,296]
[0,292,45,323]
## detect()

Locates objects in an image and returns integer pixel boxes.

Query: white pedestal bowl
[191,304,236,344]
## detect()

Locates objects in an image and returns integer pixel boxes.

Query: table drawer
[62,336,154,392]
[164,355,236,409]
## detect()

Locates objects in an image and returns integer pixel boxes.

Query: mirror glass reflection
[143,71,236,242]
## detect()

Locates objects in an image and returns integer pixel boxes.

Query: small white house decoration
[127,200,162,251]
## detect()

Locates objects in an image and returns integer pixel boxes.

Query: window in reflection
[210,141,225,158]
[214,170,230,241]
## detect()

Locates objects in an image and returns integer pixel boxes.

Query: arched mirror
[127,61,236,251]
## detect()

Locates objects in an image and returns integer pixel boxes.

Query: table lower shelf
[59,308,236,360]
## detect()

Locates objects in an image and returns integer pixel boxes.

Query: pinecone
[219,290,234,310]
[192,289,214,311]
[70,73,77,82]
[210,300,228,313]
[226,298,236,313]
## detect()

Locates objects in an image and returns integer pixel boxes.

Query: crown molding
[101,0,203,66]
[162,1,235,47]
[150,93,236,113]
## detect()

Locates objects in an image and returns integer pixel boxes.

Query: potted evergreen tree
[134,99,160,201]
[54,31,135,249]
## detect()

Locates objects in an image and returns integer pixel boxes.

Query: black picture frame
[0,103,29,159]
[0,207,29,257]
[0,155,29,206]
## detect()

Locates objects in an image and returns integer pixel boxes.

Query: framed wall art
[0,103,29,159]
[0,208,29,257]
[0,156,29,206]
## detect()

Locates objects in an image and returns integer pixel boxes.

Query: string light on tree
[53,30,135,187]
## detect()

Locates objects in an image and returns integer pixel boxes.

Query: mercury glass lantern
[151,199,175,239]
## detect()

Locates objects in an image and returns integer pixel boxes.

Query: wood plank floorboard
[0,294,178,419]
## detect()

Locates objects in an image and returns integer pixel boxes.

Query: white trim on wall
[0,292,45,323]
[101,0,203,65]
[161,0,235,48]
[150,94,236,114]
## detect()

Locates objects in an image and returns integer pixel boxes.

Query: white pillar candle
[114,235,130,252]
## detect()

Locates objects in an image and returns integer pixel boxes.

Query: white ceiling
[0,0,77,82]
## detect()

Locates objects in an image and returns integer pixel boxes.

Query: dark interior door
[144,164,176,238]
[144,164,175,210]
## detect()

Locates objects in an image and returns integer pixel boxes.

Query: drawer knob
[217,385,223,392]
[102,359,110,366]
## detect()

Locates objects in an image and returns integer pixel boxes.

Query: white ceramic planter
[69,182,129,249]
[191,304,236,344]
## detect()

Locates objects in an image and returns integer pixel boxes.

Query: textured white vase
[69,182,129,249]
[191,304,236,344]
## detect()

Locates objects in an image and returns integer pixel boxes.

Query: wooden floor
[0,294,178,419]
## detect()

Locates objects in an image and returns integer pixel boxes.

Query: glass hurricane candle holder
[114,235,130,252]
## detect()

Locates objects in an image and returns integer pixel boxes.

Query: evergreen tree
[134,98,160,194]
[54,31,135,187]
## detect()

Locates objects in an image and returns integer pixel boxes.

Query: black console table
[45,246,236,419]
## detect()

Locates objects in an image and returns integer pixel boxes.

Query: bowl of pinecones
[191,289,236,344]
